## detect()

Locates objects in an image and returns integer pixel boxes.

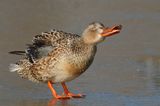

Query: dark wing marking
[26,44,54,63]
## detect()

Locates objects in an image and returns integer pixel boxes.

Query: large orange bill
[101,25,122,37]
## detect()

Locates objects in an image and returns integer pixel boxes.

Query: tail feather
[9,61,39,83]
[9,64,22,72]
[9,51,25,55]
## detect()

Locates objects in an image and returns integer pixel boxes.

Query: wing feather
[27,29,79,61]
[9,29,80,63]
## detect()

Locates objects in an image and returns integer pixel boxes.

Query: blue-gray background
[0,0,160,106]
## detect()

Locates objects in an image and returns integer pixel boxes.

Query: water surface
[0,0,160,106]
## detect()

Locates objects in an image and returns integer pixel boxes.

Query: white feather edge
[9,64,22,72]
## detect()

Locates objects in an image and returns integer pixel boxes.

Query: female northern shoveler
[9,22,122,99]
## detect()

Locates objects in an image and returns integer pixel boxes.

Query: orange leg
[61,82,85,98]
[47,81,71,99]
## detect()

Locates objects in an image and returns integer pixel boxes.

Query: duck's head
[82,22,122,44]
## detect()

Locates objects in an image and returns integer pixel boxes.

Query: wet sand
[0,0,160,106]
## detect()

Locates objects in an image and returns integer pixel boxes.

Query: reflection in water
[1,0,160,105]
[137,55,160,93]
[48,98,58,106]
[9,98,76,106]
[48,98,76,106]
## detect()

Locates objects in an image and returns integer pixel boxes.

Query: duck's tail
[9,59,39,83]
[9,59,31,79]
[9,64,22,72]
[8,50,25,55]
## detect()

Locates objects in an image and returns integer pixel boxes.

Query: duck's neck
[82,31,104,45]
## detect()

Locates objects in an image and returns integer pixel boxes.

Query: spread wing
[9,29,80,63]
[26,29,80,63]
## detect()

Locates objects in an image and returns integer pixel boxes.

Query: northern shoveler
[9,22,122,99]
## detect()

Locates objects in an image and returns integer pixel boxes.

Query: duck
[9,22,122,99]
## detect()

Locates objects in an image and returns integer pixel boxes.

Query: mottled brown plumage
[9,22,122,99]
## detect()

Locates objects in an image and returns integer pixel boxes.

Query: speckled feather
[9,22,122,99]
[12,28,97,83]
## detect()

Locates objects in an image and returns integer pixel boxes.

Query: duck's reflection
[48,98,71,106]
[48,98,57,106]
[137,55,160,91]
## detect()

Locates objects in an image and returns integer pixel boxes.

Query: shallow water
[0,0,160,106]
